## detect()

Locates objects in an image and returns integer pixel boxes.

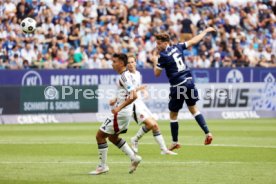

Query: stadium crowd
[0,0,275,69]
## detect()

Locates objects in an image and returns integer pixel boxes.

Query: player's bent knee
[144,118,157,130]
[96,130,108,143]
[151,123,159,131]
[108,135,119,144]
[107,136,114,144]
[170,111,178,120]
[108,136,115,142]
[188,105,198,115]
[96,134,103,142]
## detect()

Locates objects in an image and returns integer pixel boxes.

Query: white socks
[133,126,149,141]
[153,131,167,151]
[116,138,136,160]
[98,143,108,167]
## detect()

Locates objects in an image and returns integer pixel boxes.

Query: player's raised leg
[130,125,149,153]
[153,129,177,155]
[108,135,142,174]
[131,117,177,155]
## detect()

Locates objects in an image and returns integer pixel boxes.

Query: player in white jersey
[90,54,142,175]
[127,54,177,155]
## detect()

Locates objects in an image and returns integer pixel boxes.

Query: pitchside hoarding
[0,68,275,86]
[0,69,166,86]
[98,82,276,119]
[20,86,98,114]
[0,86,98,115]
[0,86,20,115]
[0,68,275,124]
[1,82,275,124]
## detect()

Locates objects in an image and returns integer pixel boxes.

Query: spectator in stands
[62,0,73,13]
[16,0,32,16]
[4,0,16,19]
[180,12,195,42]
[86,53,102,69]
[16,4,28,22]
[0,2,5,18]
[68,26,81,49]
[21,43,36,66]
[243,43,258,66]
[2,35,16,55]
[211,52,223,68]
[22,59,30,69]
[198,54,211,68]
[128,8,140,25]
[225,8,240,29]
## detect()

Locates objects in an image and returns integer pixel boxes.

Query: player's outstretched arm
[186,27,216,48]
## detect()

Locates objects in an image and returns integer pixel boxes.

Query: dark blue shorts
[168,79,199,112]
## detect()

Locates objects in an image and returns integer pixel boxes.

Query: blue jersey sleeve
[177,42,188,50]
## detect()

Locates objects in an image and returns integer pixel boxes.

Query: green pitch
[0,119,276,184]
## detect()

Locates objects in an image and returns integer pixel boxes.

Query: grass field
[0,119,276,184]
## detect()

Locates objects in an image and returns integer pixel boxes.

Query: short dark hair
[155,33,170,42]
[113,53,128,66]
[23,60,29,64]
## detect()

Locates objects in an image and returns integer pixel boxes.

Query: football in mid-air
[20,17,36,33]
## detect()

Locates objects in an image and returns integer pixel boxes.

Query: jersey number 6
[172,53,186,72]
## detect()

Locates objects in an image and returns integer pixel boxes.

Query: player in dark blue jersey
[153,27,216,151]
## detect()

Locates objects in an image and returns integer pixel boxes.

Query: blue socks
[194,112,209,134]
[170,112,210,143]
[170,120,179,142]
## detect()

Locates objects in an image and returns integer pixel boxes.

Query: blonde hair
[127,53,137,61]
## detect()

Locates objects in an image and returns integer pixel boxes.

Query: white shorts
[133,99,154,125]
[100,109,132,135]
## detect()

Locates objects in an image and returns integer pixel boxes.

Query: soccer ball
[20,17,36,33]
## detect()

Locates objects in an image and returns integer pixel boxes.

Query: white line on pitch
[0,161,275,165]
[187,143,276,149]
[0,141,275,149]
